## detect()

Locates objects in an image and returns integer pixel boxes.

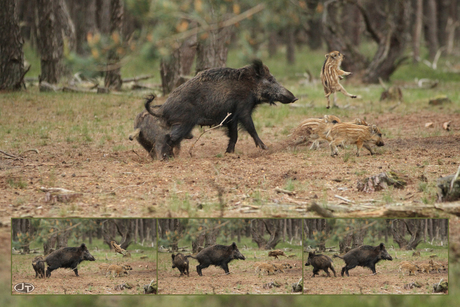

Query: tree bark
[413,0,423,62]
[104,0,123,90]
[160,46,181,95]
[424,0,439,60]
[37,0,74,85]
[95,0,111,34]
[0,0,25,90]
[195,11,232,74]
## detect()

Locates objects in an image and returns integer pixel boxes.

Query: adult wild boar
[333,243,393,277]
[188,242,245,276]
[41,243,96,277]
[146,60,297,157]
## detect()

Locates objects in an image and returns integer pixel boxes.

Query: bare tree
[0,0,25,90]
[392,219,423,250]
[251,219,282,250]
[413,0,423,62]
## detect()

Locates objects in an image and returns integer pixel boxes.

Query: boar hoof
[326,106,330,109]
[351,95,357,98]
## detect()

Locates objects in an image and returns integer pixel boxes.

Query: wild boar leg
[221,262,230,274]
[239,116,267,150]
[363,143,375,155]
[225,120,239,153]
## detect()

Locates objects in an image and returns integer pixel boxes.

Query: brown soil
[157,253,302,294]
[11,254,156,295]
[1,110,459,219]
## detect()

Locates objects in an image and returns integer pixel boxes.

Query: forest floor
[1,89,459,220]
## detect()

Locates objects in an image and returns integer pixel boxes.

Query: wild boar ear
[171,254,175,260]
[379,243,385,249]
[325,54,329,58]
[252,59,264,77]
[231,242,237,249]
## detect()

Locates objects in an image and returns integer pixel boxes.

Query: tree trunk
[160,46,181,95]
[251,220,267,249]
[339,232,353,253]
[263,219,282,250]
[361,0,411,83]
[321,0,368,73]
[44,233,58,255]
[0,0,25,90]
[413,0,423,62]
[37,0,74,85]
[95,0,111,34]
[195,11,232,74]
[445,0,459,55]
[424,0,439,60]
[67,0,96,55]
[104,0,123,90]
[192,232,206,253]
[37,0,61,84]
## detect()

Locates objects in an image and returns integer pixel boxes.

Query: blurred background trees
[2,0,460,92]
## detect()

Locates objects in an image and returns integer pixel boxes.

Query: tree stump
[357,171,408,193]
[437,172,460,202]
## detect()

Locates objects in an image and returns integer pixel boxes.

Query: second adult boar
[333,243,393,276]
[146,60,297,157]
[42,243,96,277]
[189,242,245,276]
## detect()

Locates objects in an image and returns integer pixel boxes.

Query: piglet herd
[129,60,384,160]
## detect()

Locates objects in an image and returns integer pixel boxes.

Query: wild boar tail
[332,254,343,259]
[185,255,196,259]
[144,94,162,117]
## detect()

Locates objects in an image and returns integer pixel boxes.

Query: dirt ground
[11,253,156,295]
[303,253,448,295]
[157,252,302,294]
[1,109,459,220]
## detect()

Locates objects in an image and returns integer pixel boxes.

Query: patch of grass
[7,175,28,189]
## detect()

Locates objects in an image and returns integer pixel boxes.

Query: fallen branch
[189,113,232,157]
[40,187,76,194]
[275,187,296,196]
[334,195,354,203]
[307,202,334,218]
[122,75,154,83]
[0,150,22,160]
[20,149,39,156]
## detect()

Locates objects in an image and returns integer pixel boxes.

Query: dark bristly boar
[129,95,186,160]
[305,252,336,277]
[333,243,393,277]
[146,60,297,157]
[172,253,189,277]
[326,123,384,157]
[42,243,95,277]
[189,242,245,276]
[32,256,45,278]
